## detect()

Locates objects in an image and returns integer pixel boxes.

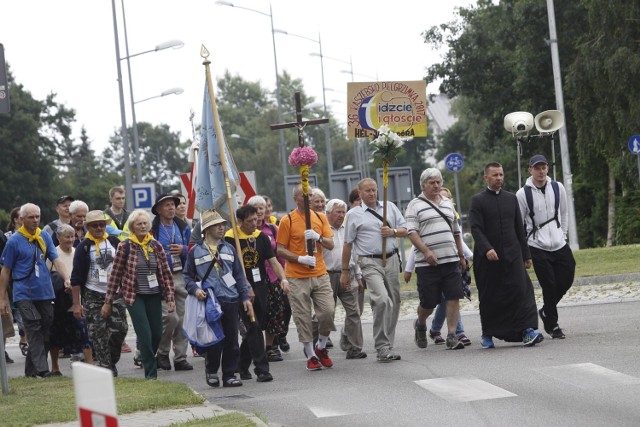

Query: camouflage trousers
[83,289,128,370]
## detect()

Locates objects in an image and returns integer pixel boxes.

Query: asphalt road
[5,300,640,426]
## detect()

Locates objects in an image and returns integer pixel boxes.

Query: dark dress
[469,189,538,342]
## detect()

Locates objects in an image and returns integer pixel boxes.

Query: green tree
[103,123,189,195]
[565,0,640,246]
[0,66,69,221]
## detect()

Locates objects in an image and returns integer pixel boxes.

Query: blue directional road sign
[628,135,640,155]
[132,183,156,210]
[445,153,464,172]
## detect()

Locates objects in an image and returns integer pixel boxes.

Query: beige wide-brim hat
[201,210,226,232]
[85,210,108,225]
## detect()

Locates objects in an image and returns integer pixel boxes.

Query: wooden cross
[270,92,328,258]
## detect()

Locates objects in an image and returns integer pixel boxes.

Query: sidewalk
[37,402,269,427]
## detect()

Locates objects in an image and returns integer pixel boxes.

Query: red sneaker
[314,346,333,368]
[306,356,322,371]
[121,343,132,353]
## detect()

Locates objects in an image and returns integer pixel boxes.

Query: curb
[399,272,640,300]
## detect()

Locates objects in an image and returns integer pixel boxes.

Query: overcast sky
[2,0,473,154]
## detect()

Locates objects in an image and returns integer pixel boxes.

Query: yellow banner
[347,80,428,139]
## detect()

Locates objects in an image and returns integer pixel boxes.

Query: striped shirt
[405,195,460,267]
[135,250,160,295]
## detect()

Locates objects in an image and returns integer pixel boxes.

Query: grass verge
[0,376,204,427]
[169,412,257,427]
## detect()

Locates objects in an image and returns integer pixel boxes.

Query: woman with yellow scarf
[104,209,175,379]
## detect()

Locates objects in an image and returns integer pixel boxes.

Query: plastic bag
[183,288,224,348]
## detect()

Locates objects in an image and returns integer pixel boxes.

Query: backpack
[524,181,560,240]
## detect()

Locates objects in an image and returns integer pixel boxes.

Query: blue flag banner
[195,79,240,217]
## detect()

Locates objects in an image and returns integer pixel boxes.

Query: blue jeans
[430,293,464,335]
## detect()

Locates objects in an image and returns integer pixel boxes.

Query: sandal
[222,377,243,387]
[206,373,220,388]
[19,342,28,356]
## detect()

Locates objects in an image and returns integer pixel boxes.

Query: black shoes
[223,377,243,387]
[256,372,273,382]
[278,335,290,353]
[174,360,194,371]
[5,351,14,364]
[239,369,253,380]
[551,326,566,339]
[156,354,171,370]
[346,349,367,359]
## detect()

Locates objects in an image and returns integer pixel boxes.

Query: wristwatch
[318,235,324,244]
[393,228,398,237]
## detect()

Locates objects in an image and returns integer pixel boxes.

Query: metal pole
[121,0,142,183]
[0,316,8,394]
[111,0,134,210]
[637,154,640,186]
[269,4,288,205]
[546,0,579,249]
[318,34,334,188]
[454,172,461,214]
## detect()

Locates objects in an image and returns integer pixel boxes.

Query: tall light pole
[274,30,341,192]
[546,0,579,250]
[121,0,184,183]
[111,0,133,211]
[215,1,288,204]
[134,87,183,105]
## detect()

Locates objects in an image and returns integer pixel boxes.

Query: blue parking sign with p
[132,183,155,209]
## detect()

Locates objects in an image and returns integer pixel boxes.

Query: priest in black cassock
[469,162,543,347]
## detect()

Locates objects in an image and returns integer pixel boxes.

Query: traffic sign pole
[445,153,464,213]
[629,135,640,186]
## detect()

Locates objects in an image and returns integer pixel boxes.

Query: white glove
[297,255,317,267]
[304,229,321,241]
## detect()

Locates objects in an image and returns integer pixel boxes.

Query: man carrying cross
[271,92,336,371]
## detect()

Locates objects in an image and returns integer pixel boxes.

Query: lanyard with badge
[140,244,159,288]
[246,236,262,283]
[162,222,183,271]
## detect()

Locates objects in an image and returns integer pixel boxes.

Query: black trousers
[530,244,576,329]
[238,283,269,375]
[204,300,240,381]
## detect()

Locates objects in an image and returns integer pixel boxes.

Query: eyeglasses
[87,223,107,229]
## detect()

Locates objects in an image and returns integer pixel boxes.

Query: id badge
[34,264,40,278]
[251,268,261,282]
[147,273,159,288]
[98,269,108,283]
[171,255,183,272]
[222,272,236,288]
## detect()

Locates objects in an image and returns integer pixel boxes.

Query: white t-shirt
[85,239,117,294]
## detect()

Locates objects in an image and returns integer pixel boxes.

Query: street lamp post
[111,0,134,211]
[274,30,340,191]
[134,87,183,105]
[120,0,184,183]
[215,1,288,204]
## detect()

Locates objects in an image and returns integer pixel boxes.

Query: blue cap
[529,155,548,167]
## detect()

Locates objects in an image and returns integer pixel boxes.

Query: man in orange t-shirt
[276,185,336,371]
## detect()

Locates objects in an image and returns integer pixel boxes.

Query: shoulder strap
[417,196,453,233]
[365,207,385,224]
[524,186,536,238]
[551,181,560,225]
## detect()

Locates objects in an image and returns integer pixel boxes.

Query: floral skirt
[265,279,291,336]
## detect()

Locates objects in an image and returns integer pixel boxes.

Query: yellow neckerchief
[268,215,277,225]
[85,232,109,258]
[128,233,153,261]
[204,241,220,273]
[224,226,261,240]
[17,225,46,256]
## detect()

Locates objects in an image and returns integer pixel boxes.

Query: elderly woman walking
[104,209,175,379]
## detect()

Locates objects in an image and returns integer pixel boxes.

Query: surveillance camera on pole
[504,109,564,186]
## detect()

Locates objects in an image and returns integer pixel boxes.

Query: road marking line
[538,362,640,389]
[415,376,517,402]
